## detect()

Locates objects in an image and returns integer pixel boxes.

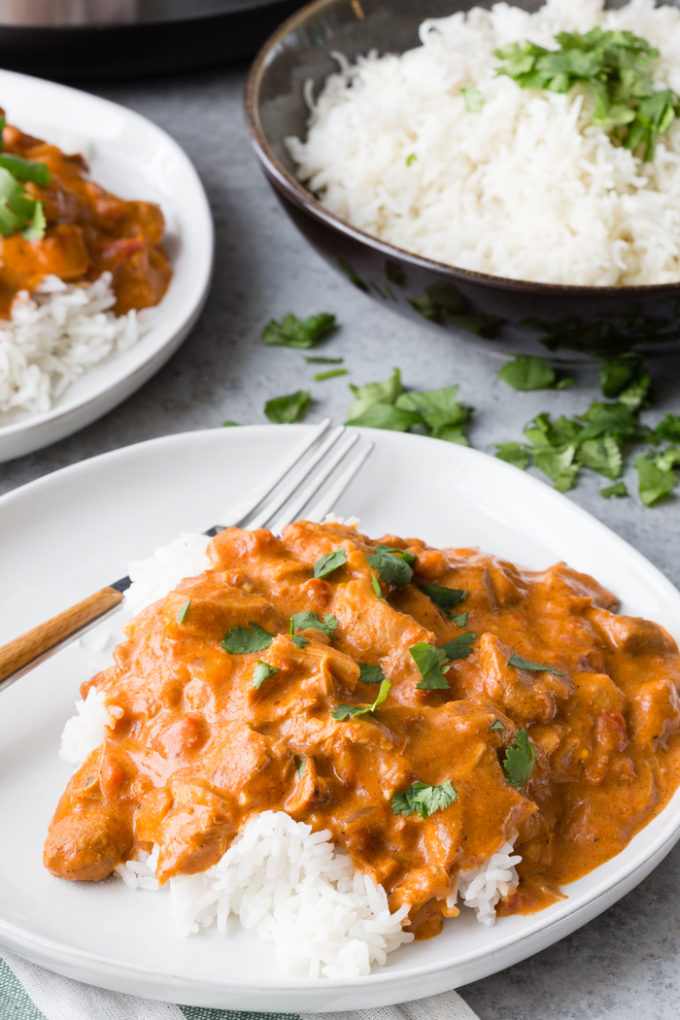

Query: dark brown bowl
[245,0,680,359]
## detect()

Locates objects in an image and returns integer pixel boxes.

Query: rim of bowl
[245,0,680,298]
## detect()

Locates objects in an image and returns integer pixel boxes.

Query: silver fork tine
[266,432,360,533]
[241,424,348,530]
[220,417,332,529]
[302,441,374,525]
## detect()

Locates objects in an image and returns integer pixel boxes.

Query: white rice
[287,0,680,286]
[0,272,145,417]
[60,530,521,975]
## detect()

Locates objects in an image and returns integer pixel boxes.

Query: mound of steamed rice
[61,531,521,978]
[287,0,680,286]
[0,272,144,418]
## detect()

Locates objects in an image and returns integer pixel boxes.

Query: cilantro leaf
[222,623,274,653]
[451,611,469,627]
[502,729,536,789]
[0,153,50,186]
[410,643,451,690]
[0,166,47,241]
[345,369,472,444]
[331,677,391,720]
[461,85,484,112]
[347,368,403,419]
[367,545,414,587]
[291,634,309,649]
[391,779,457,819]
[654,413,680,444]
[252,660,280,689]
[406,152,417,166]
[346,401,420,432]
[261,312,336,349]
[314,368,347,381]
[440,632,476,659]
[176,599,191,625]
[305,355,344,365]
[395,385,470,437]
[601,481,628,498]
[313,548,347,579]
[599,355,651,410]
[533,444,579,492]
[495,442,531,469]
[418,583,467,613]
[290,611,339,636]
[264,389,311,424]
[489,719,506,732]
[358,663,386,685]
[636,453,677,506]
[577,435,623,480]
[497,354,569,391]
[371,572,385,601]
[508,652,564,676]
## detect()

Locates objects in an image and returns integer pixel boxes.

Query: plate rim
[0,68,214,456]
[1,425,680,1009]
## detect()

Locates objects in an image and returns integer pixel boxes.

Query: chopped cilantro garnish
[314,368,347,382]
[497,354,572,391]
[331,677,391,720]
[313,548,347,579]
[461,85,484,112]
[371,572,385,601]
[260,312,336,349]
[291,634,310,649]
[264,389,310,424]
[295,756,306,775]
[358,663,386,685]
[508,653,564,676]
[406,152,417,166]
[601,480,628,498]
[290,611,338,636]
[495,28,680,160]
[636,453,677,506]
[345,368,472,444]
[367,545,414,587]
[451,611,469,627]
[176,599,191,625]
[222,623,274,653]
[440,632,476,659]
[0,122,50,242]
[252,660,280,689]
[410,643,451,690]
[502,729,536,789]
[489,719,506,732]
[418,583,467,614]
[391,779,457,819]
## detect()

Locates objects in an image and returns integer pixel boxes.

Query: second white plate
[0,69,214,462]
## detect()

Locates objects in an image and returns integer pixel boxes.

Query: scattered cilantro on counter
[331,677,391,721]
[252,660,280,689]
[346,367,472,444]
[264,389,310,424]
[497,354,573,391]
[495,354,679,506]
[410,642,451,690]
[391,779,458,819]
[502,729,536,789]
[260,312,336,349]
[305,355,344,365]
[222,623,274,654]
[314,368,348,382]
[495,28,680,161]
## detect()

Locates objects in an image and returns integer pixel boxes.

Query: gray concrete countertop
[2,64,680,1020]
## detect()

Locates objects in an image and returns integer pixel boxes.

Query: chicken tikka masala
[0,108,171,318]
[44,521,680,939]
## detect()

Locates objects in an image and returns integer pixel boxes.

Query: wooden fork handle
[0,586,124,685]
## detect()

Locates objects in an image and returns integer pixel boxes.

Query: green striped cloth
[0,950,479,1020]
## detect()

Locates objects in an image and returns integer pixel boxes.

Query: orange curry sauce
[44,521,680,938]
[0,112,171,318]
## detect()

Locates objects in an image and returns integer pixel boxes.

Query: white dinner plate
[0,69,214,462]
[1,425,680,1012]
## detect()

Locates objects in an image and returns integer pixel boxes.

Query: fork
[0,420,373,689]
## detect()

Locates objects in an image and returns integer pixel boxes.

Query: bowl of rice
[246,0,680,358]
